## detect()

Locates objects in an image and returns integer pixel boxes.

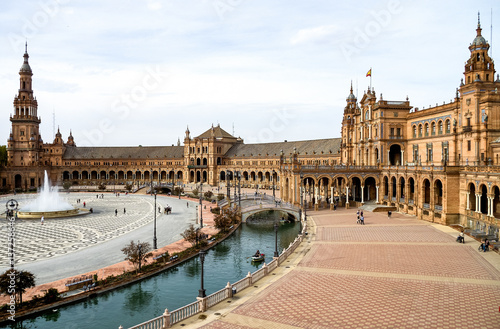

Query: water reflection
[123,283,153,315]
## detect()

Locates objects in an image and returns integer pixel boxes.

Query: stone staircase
[359,201,397,212]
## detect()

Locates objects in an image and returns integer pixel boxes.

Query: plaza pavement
[177,206,500,329]
[0,192,218,304]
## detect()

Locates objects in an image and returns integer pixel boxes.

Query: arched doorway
[364,177,377,202]
[423,179,431,205]
[351,177,362,202]
[389,144,402,165]
[480,184,488,215]
[15,174,22,189]
[468,183,476,211]
[434,180,443,208]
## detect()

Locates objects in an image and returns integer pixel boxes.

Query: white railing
[170,300,200,325]
[125,222,306,329]
[128,315,165,329]
[206,287,227,308]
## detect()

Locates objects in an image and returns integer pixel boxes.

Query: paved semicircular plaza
[0,193,198,285]
[181,207,500,329]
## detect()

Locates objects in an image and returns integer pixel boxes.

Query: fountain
[17,171,90,219]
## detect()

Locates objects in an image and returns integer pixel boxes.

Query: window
[467,140,471,151]
[425,123,429,136]
[431,122,436,135]
[438,121,443,134]
[413,126,417,138]
[419,125,423,137]
[396,128,401,137]
[390,128,395,136]
[445,120,451,133]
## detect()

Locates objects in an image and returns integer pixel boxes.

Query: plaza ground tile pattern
[199,209,500,328]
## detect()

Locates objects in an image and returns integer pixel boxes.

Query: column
[401,150,404,166]
[466,192,470,210]
[388,150,390,165]
[475,194,480,213]
[486,196,491,216]
[376,185,379,204]
[345,186,350,208]
[361,186,364,203]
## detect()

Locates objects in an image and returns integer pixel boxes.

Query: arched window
[425,123,429,136]
[419,124,423,137]
[431,122,436,135]
[413,125,417,138]
[438,121,443,134]
[445,120,451,133]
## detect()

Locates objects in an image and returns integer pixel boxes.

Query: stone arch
[434,179,443,207]
[391,176,397,199]
[63,171,70,180]
[176,171,183,180]
[118,171,125,180]
[220,171,226,181]
[91,171,98,180]
[127,170,133,180]
[389,144,402,165]
[423,179,431,204]
[363,176,377,202]
[135,170,141,180]
[351,176,362,202]
[72,170,79,180]
[144,171,150,180]
[468,182,476,211]
[399,176,405,200]
[203,158,208,166]
[480,184,488,215]
[493,185,500,218]
[15,174,22,189]
[202,170,207,182]
[190,170,195,182]
[82,171,89,180]
[196,158,201,166]
[408,177,415,201]
[383,176,389,198]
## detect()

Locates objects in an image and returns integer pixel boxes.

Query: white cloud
[290,25,340,45]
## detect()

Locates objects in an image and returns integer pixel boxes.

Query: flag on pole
[366,69,372,77]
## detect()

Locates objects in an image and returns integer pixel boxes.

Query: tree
[0,145,7,166]
[214,207,241,232]
[181,224,198,247]
[62,181,72,191]
[121,241,153,272]
[191,188,199,197]
[204,190,213,201]
[125,183,133,192]
[0,269,36,304]
[98,182,106,190]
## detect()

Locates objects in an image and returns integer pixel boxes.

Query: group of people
[356,210,364,225]
[479,238,490,252]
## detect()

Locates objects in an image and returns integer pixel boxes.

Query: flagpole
[370,67,372,90]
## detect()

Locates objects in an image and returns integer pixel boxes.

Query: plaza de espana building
[1,19,500,237]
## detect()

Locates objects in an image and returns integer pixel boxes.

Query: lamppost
[237,171,241,209]
[299,173,304,221]
[153,190,157,249]
[198,250,206,298]
[199,182,203,228]
[272,170,276,200]
[150,168,154,196]
[226,170,230,199]
[274,221,279,257]
[233,173,237,202]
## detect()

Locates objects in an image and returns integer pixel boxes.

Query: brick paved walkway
[176,207,500,328]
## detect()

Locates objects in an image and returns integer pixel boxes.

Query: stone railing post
[225,282,232,298]
[163,308,171,328]
[262,262,268,275]
[247,271,253,286]
[197,296,207,313]
[119,326,123,329]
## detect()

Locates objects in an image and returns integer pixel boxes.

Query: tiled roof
[196,125,236,139]
[224,138,341,157]
[63,146,184,159]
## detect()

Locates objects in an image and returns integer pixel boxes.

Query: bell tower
[464,13,495,85]
[8,43,42,167]
[341,83,357,164]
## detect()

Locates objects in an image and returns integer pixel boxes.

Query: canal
[2,211,300,329]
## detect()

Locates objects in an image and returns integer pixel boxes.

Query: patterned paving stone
[299,244,500,280]
[200,321,255,329]
[231,270,500,329]
[0,194,158,266]
[313,211,421,227]
[316,225,455,243]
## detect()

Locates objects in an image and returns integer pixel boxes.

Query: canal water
[2,211,299,329]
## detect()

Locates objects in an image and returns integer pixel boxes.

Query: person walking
[124,208,126,214]
[115,209,118,216]
[41,216,44,225]
[360,215,365,225]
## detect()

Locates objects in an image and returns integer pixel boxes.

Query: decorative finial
[478,11,481,28]
[25,41,27,54]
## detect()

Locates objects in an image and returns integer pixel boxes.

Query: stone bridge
[219,193,301,223]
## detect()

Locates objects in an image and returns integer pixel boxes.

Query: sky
[0,0,499,147]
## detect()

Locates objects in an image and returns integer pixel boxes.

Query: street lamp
[274,221,279,257]
[272,170,276,200]
[226,171,230,199]
[153,190,157,249]
[150,168,153,196]
[237,171,241,209]
[199,182,203,228]
[198,250,207,298]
